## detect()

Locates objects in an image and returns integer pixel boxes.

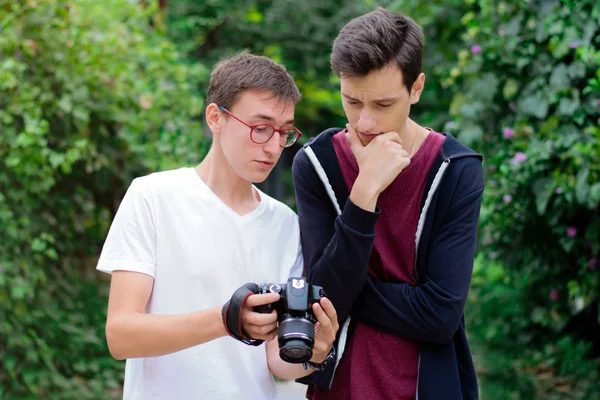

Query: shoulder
[129,167,195,198]
[293,128,343,169]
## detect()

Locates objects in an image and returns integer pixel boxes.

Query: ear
[205,103,222,135]
[409,73,426,105]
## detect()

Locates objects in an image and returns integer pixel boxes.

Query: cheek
[222,131,251,162]
[342,103,359,122]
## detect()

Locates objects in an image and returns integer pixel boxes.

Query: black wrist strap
[222,283,264,346]
[302,346,336,371]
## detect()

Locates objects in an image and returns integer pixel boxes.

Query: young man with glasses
[96,52,338,400]
[293,9,483,400]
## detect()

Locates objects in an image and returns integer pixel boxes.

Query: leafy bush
[0,0,205,397]
[438,0,600,397]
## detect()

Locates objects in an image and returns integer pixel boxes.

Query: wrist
[350,176,380,212]
[309,348,329,364]
[303,346,336,371]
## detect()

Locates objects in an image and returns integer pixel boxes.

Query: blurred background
[0,0,599,399]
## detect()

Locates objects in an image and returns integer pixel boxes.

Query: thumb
[345,124,362,153]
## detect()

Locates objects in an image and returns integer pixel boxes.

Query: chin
[247,171,271,184]
[252,176,269,184]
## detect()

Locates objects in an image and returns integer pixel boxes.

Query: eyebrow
[342,93,399,103]
[250,113,295,125]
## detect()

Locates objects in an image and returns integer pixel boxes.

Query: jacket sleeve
[351,158,484,344]
[292,147,379,322]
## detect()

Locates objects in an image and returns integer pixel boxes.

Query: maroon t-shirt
[309,130,445,400]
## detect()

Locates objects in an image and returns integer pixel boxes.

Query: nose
[357,110,376,133]
[263,131,282,156]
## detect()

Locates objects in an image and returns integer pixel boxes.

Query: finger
[243,309,278,325]
[345,123,363,152]
[376,131,403,146]
[245,322,278,338]
[312,302,333,331]
[244,293,280,307]
[318,297,339,331]
[392,147,410,159]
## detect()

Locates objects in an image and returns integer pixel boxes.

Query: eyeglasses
[219,106,302,148]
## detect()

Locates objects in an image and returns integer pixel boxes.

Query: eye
[254,125,270,133]
[377,103,392,108]
[346,100,361,106]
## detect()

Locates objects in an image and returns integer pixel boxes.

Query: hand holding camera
[254,277,334,364]
[222,278,338,366]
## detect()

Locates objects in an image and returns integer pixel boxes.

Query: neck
[195,144,259,212]
[401,118,429,157]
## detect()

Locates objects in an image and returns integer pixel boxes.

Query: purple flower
[589,258,597,271]
[471,45,482,55]
[512,152,527,164]
[503,194,512,204]
[549,289,559,301]
[489,252,498,259]
[555,187,563,194]
[503,128,515,139]
[446,121,456,129]
[566,227,577,238]
[498,28,505,36]
[569,41,580,49]
[596,99,600,108]
[509,102,516,111]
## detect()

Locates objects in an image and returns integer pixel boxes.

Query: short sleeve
[96,177,157,278]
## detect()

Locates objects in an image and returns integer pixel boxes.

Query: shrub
[0,0,205,397]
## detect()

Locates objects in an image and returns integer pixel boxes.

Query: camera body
[255,277,325,363]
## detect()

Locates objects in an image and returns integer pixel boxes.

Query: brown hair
[206,51,301,109]
[331,8,424,92]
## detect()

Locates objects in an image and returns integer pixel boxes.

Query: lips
[256,160,275,169]
[359,131,378,137]
[358,130,379,140]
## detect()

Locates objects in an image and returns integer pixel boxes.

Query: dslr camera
[254,277,325,363]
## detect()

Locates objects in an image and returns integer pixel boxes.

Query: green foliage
[0,0,204,397]
[165,0,372,137]
[441,1,600,397]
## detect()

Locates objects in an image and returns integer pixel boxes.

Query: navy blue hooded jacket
[292,128,484,400]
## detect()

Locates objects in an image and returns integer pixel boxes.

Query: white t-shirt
[97,167,303,400]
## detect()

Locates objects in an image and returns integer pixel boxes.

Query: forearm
[349,175,380,212]
[353,277,465,343]
[293,150,379,320]
[305,202,377,320]
[106,305,226,359]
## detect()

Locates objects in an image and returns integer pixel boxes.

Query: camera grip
[221,283,265,346]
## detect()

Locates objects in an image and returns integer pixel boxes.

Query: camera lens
[280,340,312,362]
[277,317,315,363]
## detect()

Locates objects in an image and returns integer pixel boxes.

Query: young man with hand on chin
[97,52,338,400]
[293,9,484,400]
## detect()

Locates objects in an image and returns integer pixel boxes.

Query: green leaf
[533,177,554,215]
[549,64,570,91]
[588,182,600,208]
[503,79,520,100]
[519,94,549,119]
[575,167,589,204]
[558,96,581,116]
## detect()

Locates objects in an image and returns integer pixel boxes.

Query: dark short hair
[206,51,301,110]
[331,8,424,92]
